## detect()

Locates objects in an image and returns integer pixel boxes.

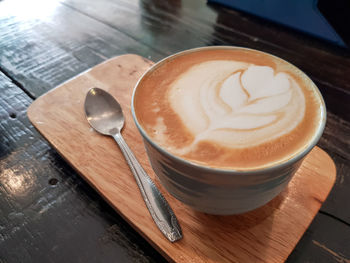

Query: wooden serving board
[27,54,336,263]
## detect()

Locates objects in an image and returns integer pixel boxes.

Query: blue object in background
[208,0,347,47]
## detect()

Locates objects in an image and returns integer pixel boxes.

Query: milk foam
[166,61,306,150]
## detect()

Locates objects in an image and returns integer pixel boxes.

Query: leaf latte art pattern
[167,61,306,151]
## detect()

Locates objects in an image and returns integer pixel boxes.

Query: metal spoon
[84,87,182,242]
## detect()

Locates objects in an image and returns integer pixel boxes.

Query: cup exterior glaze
[132,46,326,215]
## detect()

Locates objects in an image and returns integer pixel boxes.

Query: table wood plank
[0,0,164,98]
[61,0,350,122]
[317,113,350,223]
[287,213,350,263]
[0,72,166,263]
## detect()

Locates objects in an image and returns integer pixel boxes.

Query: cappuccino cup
[132,46,326,215]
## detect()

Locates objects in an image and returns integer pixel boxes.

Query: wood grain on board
[27,55,336,263]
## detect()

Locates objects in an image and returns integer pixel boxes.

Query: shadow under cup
[131,46,327,215]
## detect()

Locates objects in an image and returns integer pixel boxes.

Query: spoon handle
[113,133,182,242]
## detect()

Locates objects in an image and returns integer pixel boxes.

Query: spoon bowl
[85,88,124,135]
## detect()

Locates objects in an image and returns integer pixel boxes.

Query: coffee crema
[134,48,323,170]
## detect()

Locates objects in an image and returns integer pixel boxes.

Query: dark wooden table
[1,0,349,262]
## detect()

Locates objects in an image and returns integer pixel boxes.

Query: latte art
[168,62,305,151]
[134,48,322,169]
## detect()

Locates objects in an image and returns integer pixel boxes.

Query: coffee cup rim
[131,46,327,174]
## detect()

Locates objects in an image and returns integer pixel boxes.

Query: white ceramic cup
[132,46,326,215]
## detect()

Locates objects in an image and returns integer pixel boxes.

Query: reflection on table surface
[0,0,349,262]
